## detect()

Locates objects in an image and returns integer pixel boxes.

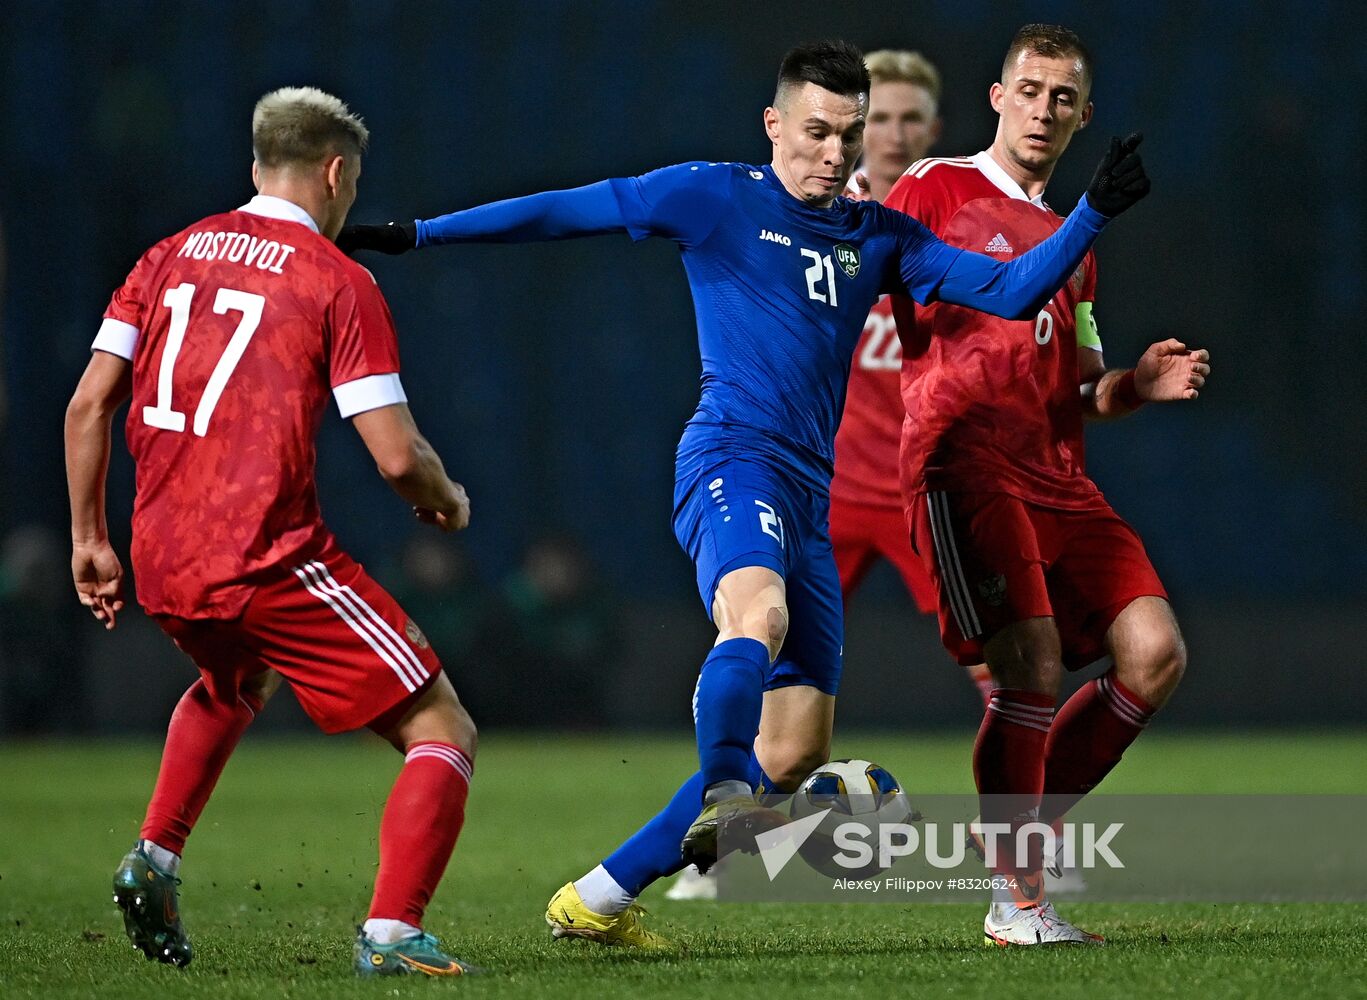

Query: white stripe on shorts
[292,562,419,692]
[302,561,429,689]
[303,557,426,691]
[927,492,983,638]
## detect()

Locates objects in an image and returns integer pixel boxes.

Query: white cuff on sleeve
[333,372,407,418]
[91,318,140,360]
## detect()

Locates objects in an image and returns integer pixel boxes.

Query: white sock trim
[573,864,635,915]
[141,839,181,876]
[362,917,422,944]
[704,779,752,804]
[405,743,474,782]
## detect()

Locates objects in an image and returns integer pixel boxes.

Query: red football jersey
[830,294,903,508]
[95,195,407,619]
[886,152,1105,510]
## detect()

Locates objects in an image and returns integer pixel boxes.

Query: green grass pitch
[1,731,1364,998]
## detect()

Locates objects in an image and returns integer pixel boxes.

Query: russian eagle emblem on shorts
[977,574,1008,607]
[405,618,429,650]
[833,243,861,279]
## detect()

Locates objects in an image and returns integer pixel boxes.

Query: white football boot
[983,901,1104,947]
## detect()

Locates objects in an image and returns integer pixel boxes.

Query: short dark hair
[775,40,870,106]
[1001,24,1094,92]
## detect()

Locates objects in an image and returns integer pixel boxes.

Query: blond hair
[864,50,942,103]
[251,86,369,169]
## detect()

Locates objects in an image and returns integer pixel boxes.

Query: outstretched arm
[1080,339,1211,420]
[932,196,1109,319]
[65,350,132,629]
[339,162,733,255]
[338,181,628,254]
[417,181,628,247]
[907,134,1151,321]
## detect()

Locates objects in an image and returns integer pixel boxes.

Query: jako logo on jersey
[984,233,1014,254]
[834,243,861,278]
[759,229,792,246]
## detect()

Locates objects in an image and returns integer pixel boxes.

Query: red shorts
[830,495,938,613]
[907,491,1167,669]
[155,542,441,734]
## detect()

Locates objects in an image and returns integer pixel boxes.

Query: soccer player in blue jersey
[340,40,1149,947]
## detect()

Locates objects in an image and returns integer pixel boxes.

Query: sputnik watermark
[723,794,1367,903]
[755,814,1124,881]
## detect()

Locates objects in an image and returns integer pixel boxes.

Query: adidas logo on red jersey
[984,233,1014,254]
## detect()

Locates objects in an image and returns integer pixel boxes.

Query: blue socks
[602,752,769,897]
[694,637,771,788]
[598,637,773,899]
[601,771,705,896]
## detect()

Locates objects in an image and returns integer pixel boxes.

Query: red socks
[368,742,473,927]
[141,686,471,929]
[974,673,1156,902]
[974,689,1056,799]
[974,689,1055,896]
[141,680,261,855]
[1042,671,1154,825]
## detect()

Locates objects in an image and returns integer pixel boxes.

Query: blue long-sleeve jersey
[417,161,1108,486]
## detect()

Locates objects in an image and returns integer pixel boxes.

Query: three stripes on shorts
[291,559,430,693]
[925,491,984,639]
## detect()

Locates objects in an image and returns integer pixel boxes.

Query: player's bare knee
[722,603,787,659]
[765,605,789,652]
[1118,631,1186,708]
[783,748,827,791]
[1033,656,1065,696]
[760,743,826,792]
[383,674,478,757]
[450,702,478,759]
[426,692,477,758]
[989,654,1062,696]
[1160,635,1187,691]
[985,620,1063,696]
[394,707,476,758]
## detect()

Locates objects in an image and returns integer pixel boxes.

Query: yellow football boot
[544,882,674,950]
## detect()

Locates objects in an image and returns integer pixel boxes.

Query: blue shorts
[672,455,843,696]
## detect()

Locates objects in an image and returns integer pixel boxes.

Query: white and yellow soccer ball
[790,758,913,826]
[786,759,916,878]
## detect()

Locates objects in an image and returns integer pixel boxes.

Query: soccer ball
[791,758,913,825]
[788,759,915,877]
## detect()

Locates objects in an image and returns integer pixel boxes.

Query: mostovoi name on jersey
[177,230,297,274]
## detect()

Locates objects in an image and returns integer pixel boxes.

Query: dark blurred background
[1,0,1364,735]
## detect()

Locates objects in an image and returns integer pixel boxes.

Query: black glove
[1086,132,1150,217]
[335,221,417,255]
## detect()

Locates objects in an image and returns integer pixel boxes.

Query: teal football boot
[112,843,193,967]
[353,928,483,977]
